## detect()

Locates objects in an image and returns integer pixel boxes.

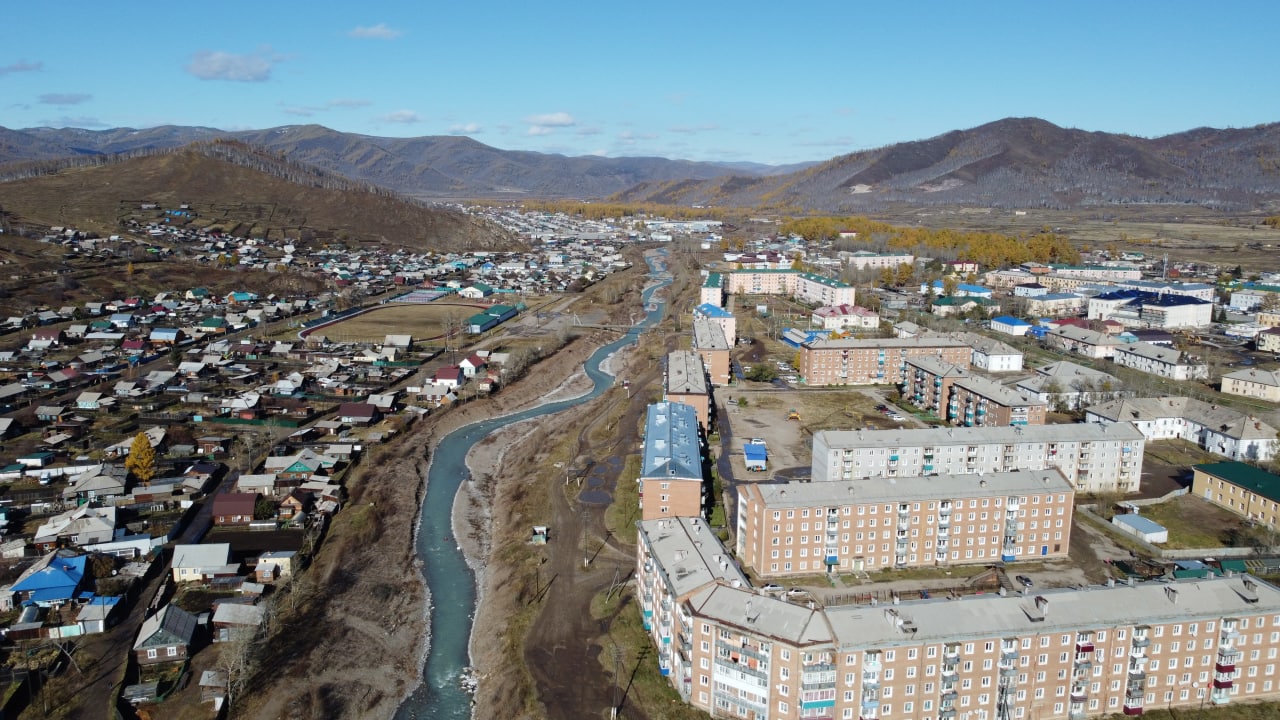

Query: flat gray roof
[639,517,747,599]
[692,317,729,350]
[953,374,1044,407]
[687,581,834,646]
[824,575,1280,649]
[642,402,703,481]
[815,421,1143,450]
[751,468,1073,508]
[666,350,708,396]
[803,337,971,350]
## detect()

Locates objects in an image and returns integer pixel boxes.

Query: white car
[748,438,766,445]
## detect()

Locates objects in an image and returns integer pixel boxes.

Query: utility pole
[611,643,623,719]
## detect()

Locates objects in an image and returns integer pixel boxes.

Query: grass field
[313,301,489,343]
[1134,494,1247,550]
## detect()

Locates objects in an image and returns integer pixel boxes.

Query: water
[395,251,671,719]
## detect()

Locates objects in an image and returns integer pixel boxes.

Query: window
[167,647,178,657]
[146,648,157,659]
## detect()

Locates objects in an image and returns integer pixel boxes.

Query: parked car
[748,438,767,445]
[1016,575,1033,587]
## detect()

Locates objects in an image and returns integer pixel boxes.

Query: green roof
[1195,462,1280,505]
[798,272,851,288]
[702,272,722,288]
[934,296,999,306]
[730,268,796,274]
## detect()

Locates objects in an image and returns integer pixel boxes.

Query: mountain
[613,118,1280,212]
[0,142,500,252]
[4,124,781,200]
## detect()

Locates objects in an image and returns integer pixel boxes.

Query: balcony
[1213,677,1234,690]
[1070,686,1089,702]
[863,655,881,672]
[1132,634,1150,649]
[1123,702,1144,716]
[1076,640,1095,654]
[1210,689,1231,705]
[1127,665,1147,681]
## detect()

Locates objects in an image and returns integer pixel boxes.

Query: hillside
[6,124,769,200]
[0,142,505,252]
[613,118,1280,213]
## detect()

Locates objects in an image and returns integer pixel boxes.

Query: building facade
[1111,342,1209,381]
[810,423,1145,493]
[666,349,711,432]
[799,337,973,387]
[692,317,732,386]
[640,515,1280,720]
[736,469,1075,575]
[1220,368,1280,403]
[1192,461,1280,527]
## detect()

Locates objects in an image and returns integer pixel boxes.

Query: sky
[3,1,1279,165]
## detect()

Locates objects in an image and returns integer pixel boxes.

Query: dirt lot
[719,386,920,480]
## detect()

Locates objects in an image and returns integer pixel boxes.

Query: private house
[11,553,88,607]
[172,543,235,583]
[336,402,380,425]
[33,505,117,551]
[211,493,257,526]
[1192,461,1280,527]
[458,283,493,299]
[1086,396,1279,463]
[1111,342,1208,381]
[1044,325,1122,359]
[1220,368,1280,403]
[459,354,487,378]
[277,490,310,520]
[134,604,198,665]
[433,366,464,389]
[61,467,127,503]
[77,596,123,634]
[211,601,265,642]
[255,550,297,583]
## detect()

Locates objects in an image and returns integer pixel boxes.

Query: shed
[743,444,768,472]
[1111,512,1168,544]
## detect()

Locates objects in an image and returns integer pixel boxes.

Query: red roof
[211,492,256,517]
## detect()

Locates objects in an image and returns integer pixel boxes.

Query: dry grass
[1135,494,1248,550]
[319,301,487,343]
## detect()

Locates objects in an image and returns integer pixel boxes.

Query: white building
[1086,396,1279,463]
[1111,342,1209,381]
[810,422,1145,493]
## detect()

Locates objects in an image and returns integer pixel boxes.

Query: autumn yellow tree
[125,432,156,486]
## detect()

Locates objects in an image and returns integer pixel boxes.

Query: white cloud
[380,110,421,124]
[669,123,719,134]
[0,60,42,76]
[575,126,602,136]
[448,122,482,134]
[525,112,575,127]
[617,130,658,145]
[39,93,91,105]
[185,49,279,82]
[525,112,575,136]
[349,23,402,39]
[327,98,371,108]
[590,149,608,156]
[282,106,315,117]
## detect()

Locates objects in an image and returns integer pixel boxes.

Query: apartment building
[799,337,973,387]
[810,423,1145,493]
[1220,368,1280,403]
[666,349,711,432]
[796,272,857,307]
[1192,461,1280,527]
[1044,326,1122,360]
[728,268,795,295]
[903,357,968,417]
[845,250,915,270]
[949,375,1047,427]
[1048,263,1143,281]
[639,402,704,520]
[635,516,749,698]
[812,304,880,331]
[1086,396,1279,464]
[963,334,1024,373]
[736,468,1075,575]
[692,317,731,386]
[641,514,1280,720]
[1015,361,1125,411]
[694,302,738,347]
[1111,342,1208,381]
[700,272,725,307]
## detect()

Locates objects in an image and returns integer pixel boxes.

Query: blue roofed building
[990,315,1033,336]
[693,303,736,346]
[640,402,704,520]
[743,444,767,472]
[11,553,88,607]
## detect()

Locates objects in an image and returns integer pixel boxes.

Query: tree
[255,497,278,520]
[124,432,156,486]
[942,275,959,298]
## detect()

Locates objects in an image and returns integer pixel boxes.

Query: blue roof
[641,402,702,482]
[744,445,768,461]
[13,555,87,597]
[694,303,733,319]
[992,316,1031,326]
[1113,514,1166,535]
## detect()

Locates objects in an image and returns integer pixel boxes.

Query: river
[395,250,672,719]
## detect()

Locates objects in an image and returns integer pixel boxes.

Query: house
[172,543,235,583]
[1192,462,1280,528]
[255,550,297,583]
[199,670,229,704]
[930,296,1000,318]
[211,493,257,526]
[211,601,265,642]
[134,604,198,665]
[1221,368,1280,403]
[458,283,493,299]
[1015,361,1124,411]
[277,490,310,520]
[11,553,88,607]
[34,405,68,423]
[1111,342,1209,381]
[810,304,878,331]
[459,354,487,378]
[1086,396,1279,462]
[336,402,380,425]
[33,505,117,551]
[61,466,127,503]
[75,391,112,411]
[77,595,123,634]
[433,366,464,389]
[1044,325,1122,359]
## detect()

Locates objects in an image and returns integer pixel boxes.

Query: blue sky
[3,1,1278,164]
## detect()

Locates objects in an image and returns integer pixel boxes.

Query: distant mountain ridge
[5,118,1280,211]
[614,118,1280,212]
[3,124,791,200]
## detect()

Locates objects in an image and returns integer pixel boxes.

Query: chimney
[1035,596,1049,615]
[1165,586,1178,605]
